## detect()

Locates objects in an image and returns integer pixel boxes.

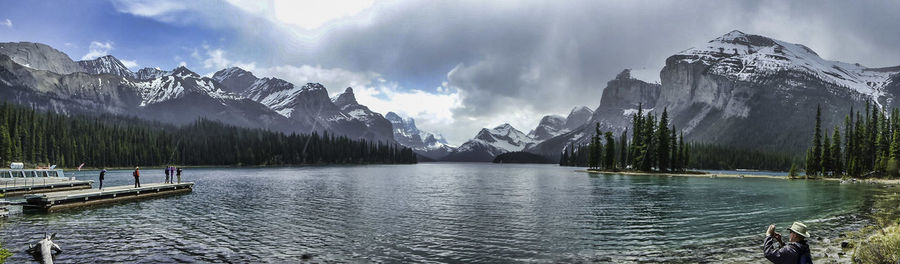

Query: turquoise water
[0,163,880,262]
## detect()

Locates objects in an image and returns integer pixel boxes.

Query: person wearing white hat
[763,222,813,264]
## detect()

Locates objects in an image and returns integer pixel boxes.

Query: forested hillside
[0,103,417,168]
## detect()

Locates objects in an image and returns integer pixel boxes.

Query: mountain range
[2,30,897,163]
[526,30,900,158]
[0,42,392,145]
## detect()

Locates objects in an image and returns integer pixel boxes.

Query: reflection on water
[0,163,878,262]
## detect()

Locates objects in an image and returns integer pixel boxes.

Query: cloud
[227,0,376,30]
[192,45,468,143]
[120,59,139,69]
[111,0,900,143]
[1,18,11,28]
[81,41,114,60]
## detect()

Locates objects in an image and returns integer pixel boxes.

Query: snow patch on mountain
[78,55,135,78]
[133,70,238,106]
[673,30,899,107]
[386,112,454,154]
[136,67,170,80]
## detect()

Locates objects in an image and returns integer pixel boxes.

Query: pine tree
[822,133,832,176]
[678,132,686,171]
[657,108,670,172]
[844,112,853,175]
[809,104,823,176]
[604,132,615,169]
[670,127,678,173]
[0,124,10,164]
[618,130,628,169]
[629,103,643,166]
[588,123,602,170]
[831,127,843,177]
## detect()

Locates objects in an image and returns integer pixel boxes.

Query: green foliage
[851,193,900,264]
[788,163,798,178]
[560,104,795,171]
[685,143,796,171]
[806,103,900,178]
[0,102,417,167]
[0,194,9,263]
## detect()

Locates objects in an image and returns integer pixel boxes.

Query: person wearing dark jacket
[176,167,182,183]
[133,167,141,188]
[99,168,107,190]
[763,222,812,264]
[164,166,171,184]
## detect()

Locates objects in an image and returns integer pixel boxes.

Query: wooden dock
[24,182,194,212]
[0,178,93,196]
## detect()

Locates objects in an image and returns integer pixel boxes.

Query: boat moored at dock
[1,164,93,196]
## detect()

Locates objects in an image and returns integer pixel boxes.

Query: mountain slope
[529,30,900,158]
[385,112,455,159]
[0,42,85,75]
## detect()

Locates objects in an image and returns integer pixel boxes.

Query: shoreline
[578,169,900,186]
[580,168,900,262]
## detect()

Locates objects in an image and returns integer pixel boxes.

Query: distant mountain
[131,66,293,130]
[212,67,395,143]
[528,115,566,141]
[0,43,306,134]
[528,30,900,158]
[0,42,85,74]
[135,67,170,80]
[443,124,536,162]
[565,106,593,130]
[77,55,135,79]
[528,106,593,141]
[385,112,455,160]
[331,87,395,142]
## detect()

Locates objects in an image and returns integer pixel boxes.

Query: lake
[0,163,881,263]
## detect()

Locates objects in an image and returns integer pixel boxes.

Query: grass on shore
[849,192,900,264]
[0,194,11,264]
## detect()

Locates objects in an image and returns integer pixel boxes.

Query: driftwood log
[27,233,61,264]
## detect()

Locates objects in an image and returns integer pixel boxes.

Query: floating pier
[0,178,93,196]
[24,182,194,212]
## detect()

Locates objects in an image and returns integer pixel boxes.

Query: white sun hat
[788,222,810,238]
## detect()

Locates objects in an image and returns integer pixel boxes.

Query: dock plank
[25,182,194,212]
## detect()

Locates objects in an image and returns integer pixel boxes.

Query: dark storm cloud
[294,0,900,131]
[129,0,900,143]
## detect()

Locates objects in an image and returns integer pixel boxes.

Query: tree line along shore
[0,102,417,169]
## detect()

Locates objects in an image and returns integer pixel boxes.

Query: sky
[1,0,899,145]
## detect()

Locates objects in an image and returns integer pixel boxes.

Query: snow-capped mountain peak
[301,83,327,92]
[528,115,567,141]
[171,66,200,78]
[673,30,899,105]
[77,55,135,78]
[566,106,593,129]
[136,67,170,80]
[385,111,454,159]
[332,87,358,107]
[134,66,237,106]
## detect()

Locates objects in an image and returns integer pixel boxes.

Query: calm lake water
[0,163,882,263]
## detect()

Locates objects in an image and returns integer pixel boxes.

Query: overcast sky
[1,0,899,144]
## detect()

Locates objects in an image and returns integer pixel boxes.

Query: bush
[852,225,900,264]
[0,194,9,263]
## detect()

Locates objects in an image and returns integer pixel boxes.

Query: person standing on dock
[164,166,171,184]
[176,167,182,183]
[99,168,107,190]
[133,167,141,188]
[763,222,812,264]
